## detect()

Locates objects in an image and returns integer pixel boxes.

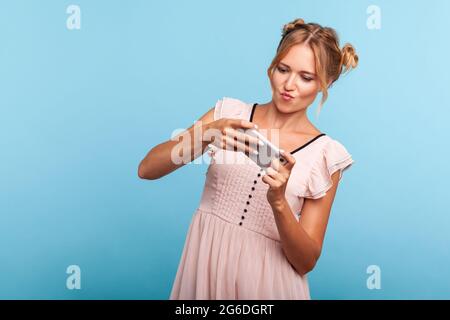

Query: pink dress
[169,97,354,300]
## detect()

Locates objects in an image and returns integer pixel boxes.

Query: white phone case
[246,128,287,169]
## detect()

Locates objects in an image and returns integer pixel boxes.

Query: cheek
[298,81,320,98]
[271,72,283,86]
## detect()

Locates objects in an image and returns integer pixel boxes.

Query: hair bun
[340,43,359,73]
[282,18,305,36]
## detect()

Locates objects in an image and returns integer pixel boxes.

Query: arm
[270,170,341,276]
[137,107,215,180]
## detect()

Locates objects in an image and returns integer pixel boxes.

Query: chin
[273,98,294,113]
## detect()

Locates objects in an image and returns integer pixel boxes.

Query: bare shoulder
[306,122,323,136]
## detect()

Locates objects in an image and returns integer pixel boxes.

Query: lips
[280,92,294,99]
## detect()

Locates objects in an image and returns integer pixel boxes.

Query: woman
[138,18,358,299]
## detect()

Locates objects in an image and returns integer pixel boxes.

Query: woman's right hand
[203,118,263,157]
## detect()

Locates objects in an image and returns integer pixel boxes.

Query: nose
[284,73,297,91]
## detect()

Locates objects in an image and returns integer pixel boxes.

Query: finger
[279,149,296,170]
[210,135,223,149]
[269,165,292,188]
[222,134,241,152]
[222,135,258,156]
[229,119,258,130]
[266,166,283,181]
[226,127,262,148]
[221,128,241,152]
[261,172,277,186]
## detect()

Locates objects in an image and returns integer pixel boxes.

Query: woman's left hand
[261,149,296,208]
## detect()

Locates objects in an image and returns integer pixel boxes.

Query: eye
[277,66,288,73]
[302,77,313,82]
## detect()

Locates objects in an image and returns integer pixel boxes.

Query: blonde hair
[267,18,358,117]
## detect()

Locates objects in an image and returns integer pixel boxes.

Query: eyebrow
[279,62,316,76]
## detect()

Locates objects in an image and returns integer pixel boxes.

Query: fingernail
[261,170,266,176]
[254,124,258,129]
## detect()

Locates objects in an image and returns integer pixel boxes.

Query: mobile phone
[246,128,287,169]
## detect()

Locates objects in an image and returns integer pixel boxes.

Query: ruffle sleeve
[213,97,246,121]
[213,98,223,121]
[303,139,354,200]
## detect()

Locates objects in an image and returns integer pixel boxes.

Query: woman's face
[269,43,321,113]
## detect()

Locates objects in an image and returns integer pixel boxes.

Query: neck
[260,100,313,133]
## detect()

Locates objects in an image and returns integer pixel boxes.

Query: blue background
[1,0,449,299]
